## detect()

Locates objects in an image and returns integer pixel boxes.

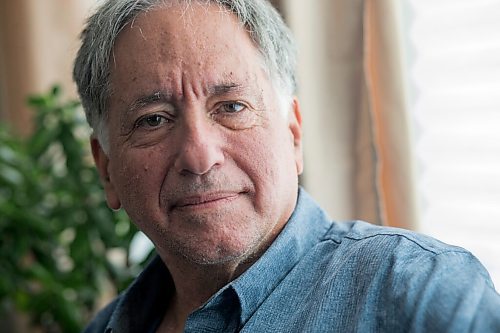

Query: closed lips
[172,192,241,209]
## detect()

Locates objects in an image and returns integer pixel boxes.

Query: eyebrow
[209,83,244,95]
[126,83,246,114]
[127,91,172,115]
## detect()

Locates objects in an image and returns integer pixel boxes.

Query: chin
[163,232,265,267]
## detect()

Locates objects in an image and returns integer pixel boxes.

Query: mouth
[171,192,242,211]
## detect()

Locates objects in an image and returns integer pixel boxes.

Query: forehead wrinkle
[181,78,252,100]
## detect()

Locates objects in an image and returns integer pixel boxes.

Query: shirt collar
[107,255,173,333]
[230,187,332,326]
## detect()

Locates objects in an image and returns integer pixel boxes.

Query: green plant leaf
[0,86,151,332]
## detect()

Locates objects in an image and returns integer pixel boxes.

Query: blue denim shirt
[84,189,500,332]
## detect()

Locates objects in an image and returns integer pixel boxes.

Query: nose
[174,113,225,175]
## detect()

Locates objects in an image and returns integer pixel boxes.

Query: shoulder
[321,220,479,261]
[319,220,494,282]
[313,221,500,330]
[324,220,459,251]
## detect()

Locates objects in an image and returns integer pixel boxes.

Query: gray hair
[73,0,297,151]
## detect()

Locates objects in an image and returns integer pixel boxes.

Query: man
[73,0,500,332]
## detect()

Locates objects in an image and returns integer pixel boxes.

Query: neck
[165,253,256,311]
[155,254,256,332]
[154,207,292,330]
[157,217,287,316]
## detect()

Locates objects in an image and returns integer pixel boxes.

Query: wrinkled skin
[92,2,303,271]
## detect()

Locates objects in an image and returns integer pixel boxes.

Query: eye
[136,114,170,129]
[211,100,260,130]
[221,102,246,114]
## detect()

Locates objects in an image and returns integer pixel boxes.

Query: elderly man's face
[92,3,303,265]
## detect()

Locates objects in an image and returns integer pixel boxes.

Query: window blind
[406,0,500,288]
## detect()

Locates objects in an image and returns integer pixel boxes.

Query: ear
[288,97,304,175]
[90,136,121,210]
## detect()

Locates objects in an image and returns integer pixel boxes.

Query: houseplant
[0,86,149,332]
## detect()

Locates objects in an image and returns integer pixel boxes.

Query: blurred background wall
[0,0,96,136]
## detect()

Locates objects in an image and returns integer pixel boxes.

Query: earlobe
[288,97,304,175]
[90,137,122,210]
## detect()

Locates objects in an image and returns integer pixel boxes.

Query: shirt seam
[341,232,469,255]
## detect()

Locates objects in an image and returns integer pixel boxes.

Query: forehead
[112,3,263,74]
[131,3,240,44]
[109,2,268,102]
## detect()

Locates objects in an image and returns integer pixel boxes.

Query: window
[405,0,500,288]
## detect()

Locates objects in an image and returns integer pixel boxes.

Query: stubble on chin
[154,202,268,267]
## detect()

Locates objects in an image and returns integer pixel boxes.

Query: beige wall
[0,0,96,136]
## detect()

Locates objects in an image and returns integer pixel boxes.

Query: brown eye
[137,114,169,128]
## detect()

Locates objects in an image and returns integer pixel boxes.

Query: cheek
[234,126,297,191]
[110,147,169,211]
